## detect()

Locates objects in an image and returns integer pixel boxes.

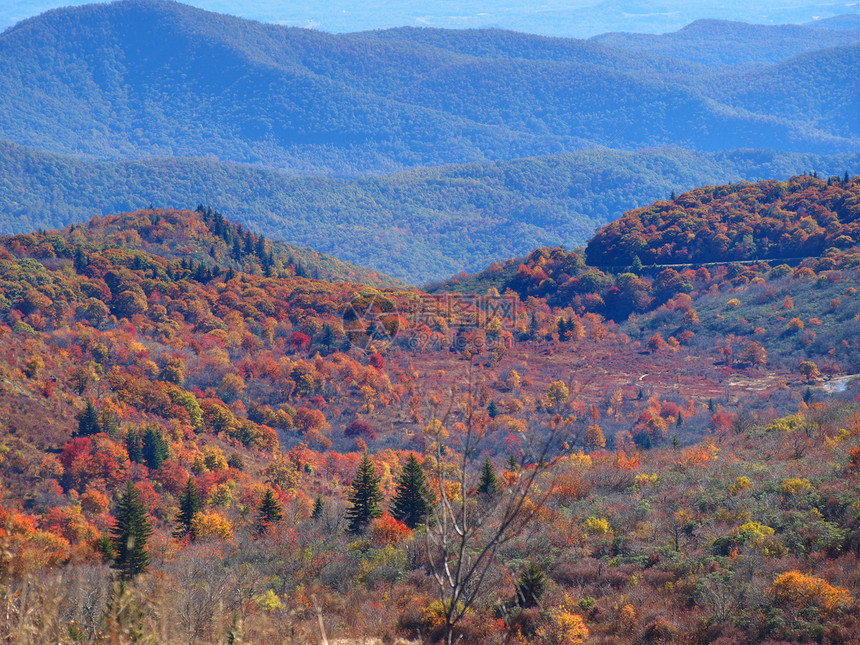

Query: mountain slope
[0,0,856,176]
[714,45,860,139]
[591,19,859,66]
[2,139,858,282]
[585,174,860,266]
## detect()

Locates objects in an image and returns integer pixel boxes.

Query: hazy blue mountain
[2,0,854,38]
[0,0,856,177]
[2,139,856,282]
[805,13,860,30]
[713,46,860,139]
[590,18,859,65]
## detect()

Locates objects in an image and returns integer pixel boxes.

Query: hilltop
[433,175,860,372]
[58,207,408,288]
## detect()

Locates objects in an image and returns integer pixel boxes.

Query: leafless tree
[423,354,572,645]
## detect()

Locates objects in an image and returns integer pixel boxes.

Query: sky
[2,0,858,36]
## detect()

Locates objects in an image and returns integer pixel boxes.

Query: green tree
[256,488,283,534]
[126,429,143,463]
[477,456,499,497]
[98,406,119,436]
[390,453,430,529]
[311,495,325,519]
[174,477,202,539]
[515,562,547,608]
[111,481,153,580]
[346,453,383,534]
[142,426,169,470]
[76,399,100,437]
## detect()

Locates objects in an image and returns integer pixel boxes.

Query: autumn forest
[1,2,859,644]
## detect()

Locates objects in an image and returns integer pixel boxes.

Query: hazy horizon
[2,0,858,37]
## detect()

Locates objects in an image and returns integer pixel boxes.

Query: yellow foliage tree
[536,610,589,645]
[769,571,851,614]
[546,381,570,410]
[584,424,606,450]
[190,511,234,541]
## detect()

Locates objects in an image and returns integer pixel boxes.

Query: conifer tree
[477,456,499,497]
[111,481,153,580]
[390,453,430,529]
[256,488,283,534]
[515,562,547,608]
[311,495,325,519]
[346,453,383,534]
[142,426,169,470]
[174,477,202,539]
[126,429,143,463]
[76,399,100,437]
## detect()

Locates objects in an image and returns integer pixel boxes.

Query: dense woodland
[0,0,856,179]
[590,19,859,66]
[0,176,858,643]
[2,139,857,282]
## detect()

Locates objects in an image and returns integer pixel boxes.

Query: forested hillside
[2,139,857,282]
[591,19,859,66]
[0,203,858,645]
[1,3,859,642]
[435,175,860,372]
[0,0,856,177]
[585,174,860,266]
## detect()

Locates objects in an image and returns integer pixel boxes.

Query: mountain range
[0,0,857,282]
[0,0,857,177]
[2,139,857,282]
[4,1,857,38]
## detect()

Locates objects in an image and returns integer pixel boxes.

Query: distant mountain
[0,0,856,177]
[713,46,860,139]
[2,139,857,282]
[805,13,860,31]
[590,19,859,66]
[4,0,855,38]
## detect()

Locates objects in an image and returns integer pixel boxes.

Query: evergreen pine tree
[256,488,283,534]
[390,453,430,529]
[142,426,169,470]
[73,248,87,273]
[76,400,100,437]
[311,495,325,519]
[174,477,202,539]
[528,312,539,339]
[515,562,547,608]
[346,453,383,534]
[321,324,335,348]
[126,429,143,463]
[487,400,499,418]
[111,481,153,580]
[477,456,499,497]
